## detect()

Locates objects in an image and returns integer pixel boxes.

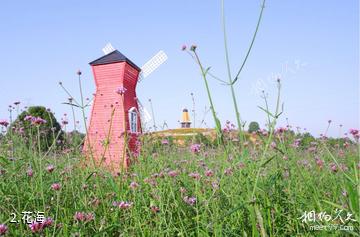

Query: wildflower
[85,213,95,221]
[150,205,160,213]
[270,142,277,149]
[0,120,9,127]
[275,127,287,134]
[144,177,157,187]
[117,201,133,209]
[116,86,127,95]
[190,44,197,51]
[224,167,233,176]
[205,169,214,177]
[211,181,219,190]
[291,138,301,148]
[51,183,61,191]
[32,117,47,125]
[46,165,55,173]
[329,163,338,173]
[181,45,187,51]
[180,187,187,193]
[24,115,33,121]
[237,162,246,169]
[74,212,86,222]
[27,168,33,177]
[29,222,43,233]
[190,144,201,154]
[183,196,196,206]
[349,129,360,140]
[42,218,54,227]
[315,158,324,168]
[0,224,8,235]
[161,139,169,145]
[129,181,139,190]
[168,170,178,177]
[188,172,201,180]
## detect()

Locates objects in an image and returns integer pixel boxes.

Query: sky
[0,0,358,137]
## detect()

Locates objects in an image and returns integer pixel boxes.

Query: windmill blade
[137,99,152,123]
[102,43,116,55]
[139,50,168,82]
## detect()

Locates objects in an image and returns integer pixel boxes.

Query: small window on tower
[128,107,137,133]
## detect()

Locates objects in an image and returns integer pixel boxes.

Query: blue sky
[0,1,358,137]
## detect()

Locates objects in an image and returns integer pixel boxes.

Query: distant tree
[10,106,64,151]
[298,132,316,148]
[248,121,260,133]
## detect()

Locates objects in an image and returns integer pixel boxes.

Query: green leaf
[257,106,275,118]
[62,102,82,108]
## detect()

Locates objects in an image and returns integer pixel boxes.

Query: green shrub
[10,106,64,151]
[248,121,260,133]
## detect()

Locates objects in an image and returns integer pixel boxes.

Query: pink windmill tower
[84,43,167,171]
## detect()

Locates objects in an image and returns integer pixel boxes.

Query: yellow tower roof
[181,108,191,123]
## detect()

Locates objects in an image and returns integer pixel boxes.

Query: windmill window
[128,107,138,133]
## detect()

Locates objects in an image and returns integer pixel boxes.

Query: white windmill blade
[139,50,168,82]
[102,43,116,55]
[137,99,152,123]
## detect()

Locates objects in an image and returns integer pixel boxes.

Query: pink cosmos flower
[315,158,324,168]
[275,127,287,134]
[329,163,338,173]
[190,144,201,154]
[168,170,178,177]
[205,169,214,177]
[150,205,160,213]
[46,165,55,173]
[183,196,196,206]
[0,224,8,235]
[188,172,201,180]
[27,168,33,177]
[32,117,47,125]
[42,217,54,227]
[85,213,95,221]
[51,183,61,191]
[129,181,139,190]
[116,86,127,95]
[24,115,33,121]
[224,167,233,176]
[119,201,133,209]
[0,120,9,127]
[74,212,86,222]
[29,222,43,233]
[211,181,219,190]
[349,129,359,140]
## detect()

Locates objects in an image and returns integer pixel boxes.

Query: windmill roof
[89,50,141,71]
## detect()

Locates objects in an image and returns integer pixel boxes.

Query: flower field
[0,119,359,236]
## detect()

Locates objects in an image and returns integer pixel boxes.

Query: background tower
[180,108,191,128]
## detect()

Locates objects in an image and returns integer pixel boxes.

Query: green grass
[0,131,359,236]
